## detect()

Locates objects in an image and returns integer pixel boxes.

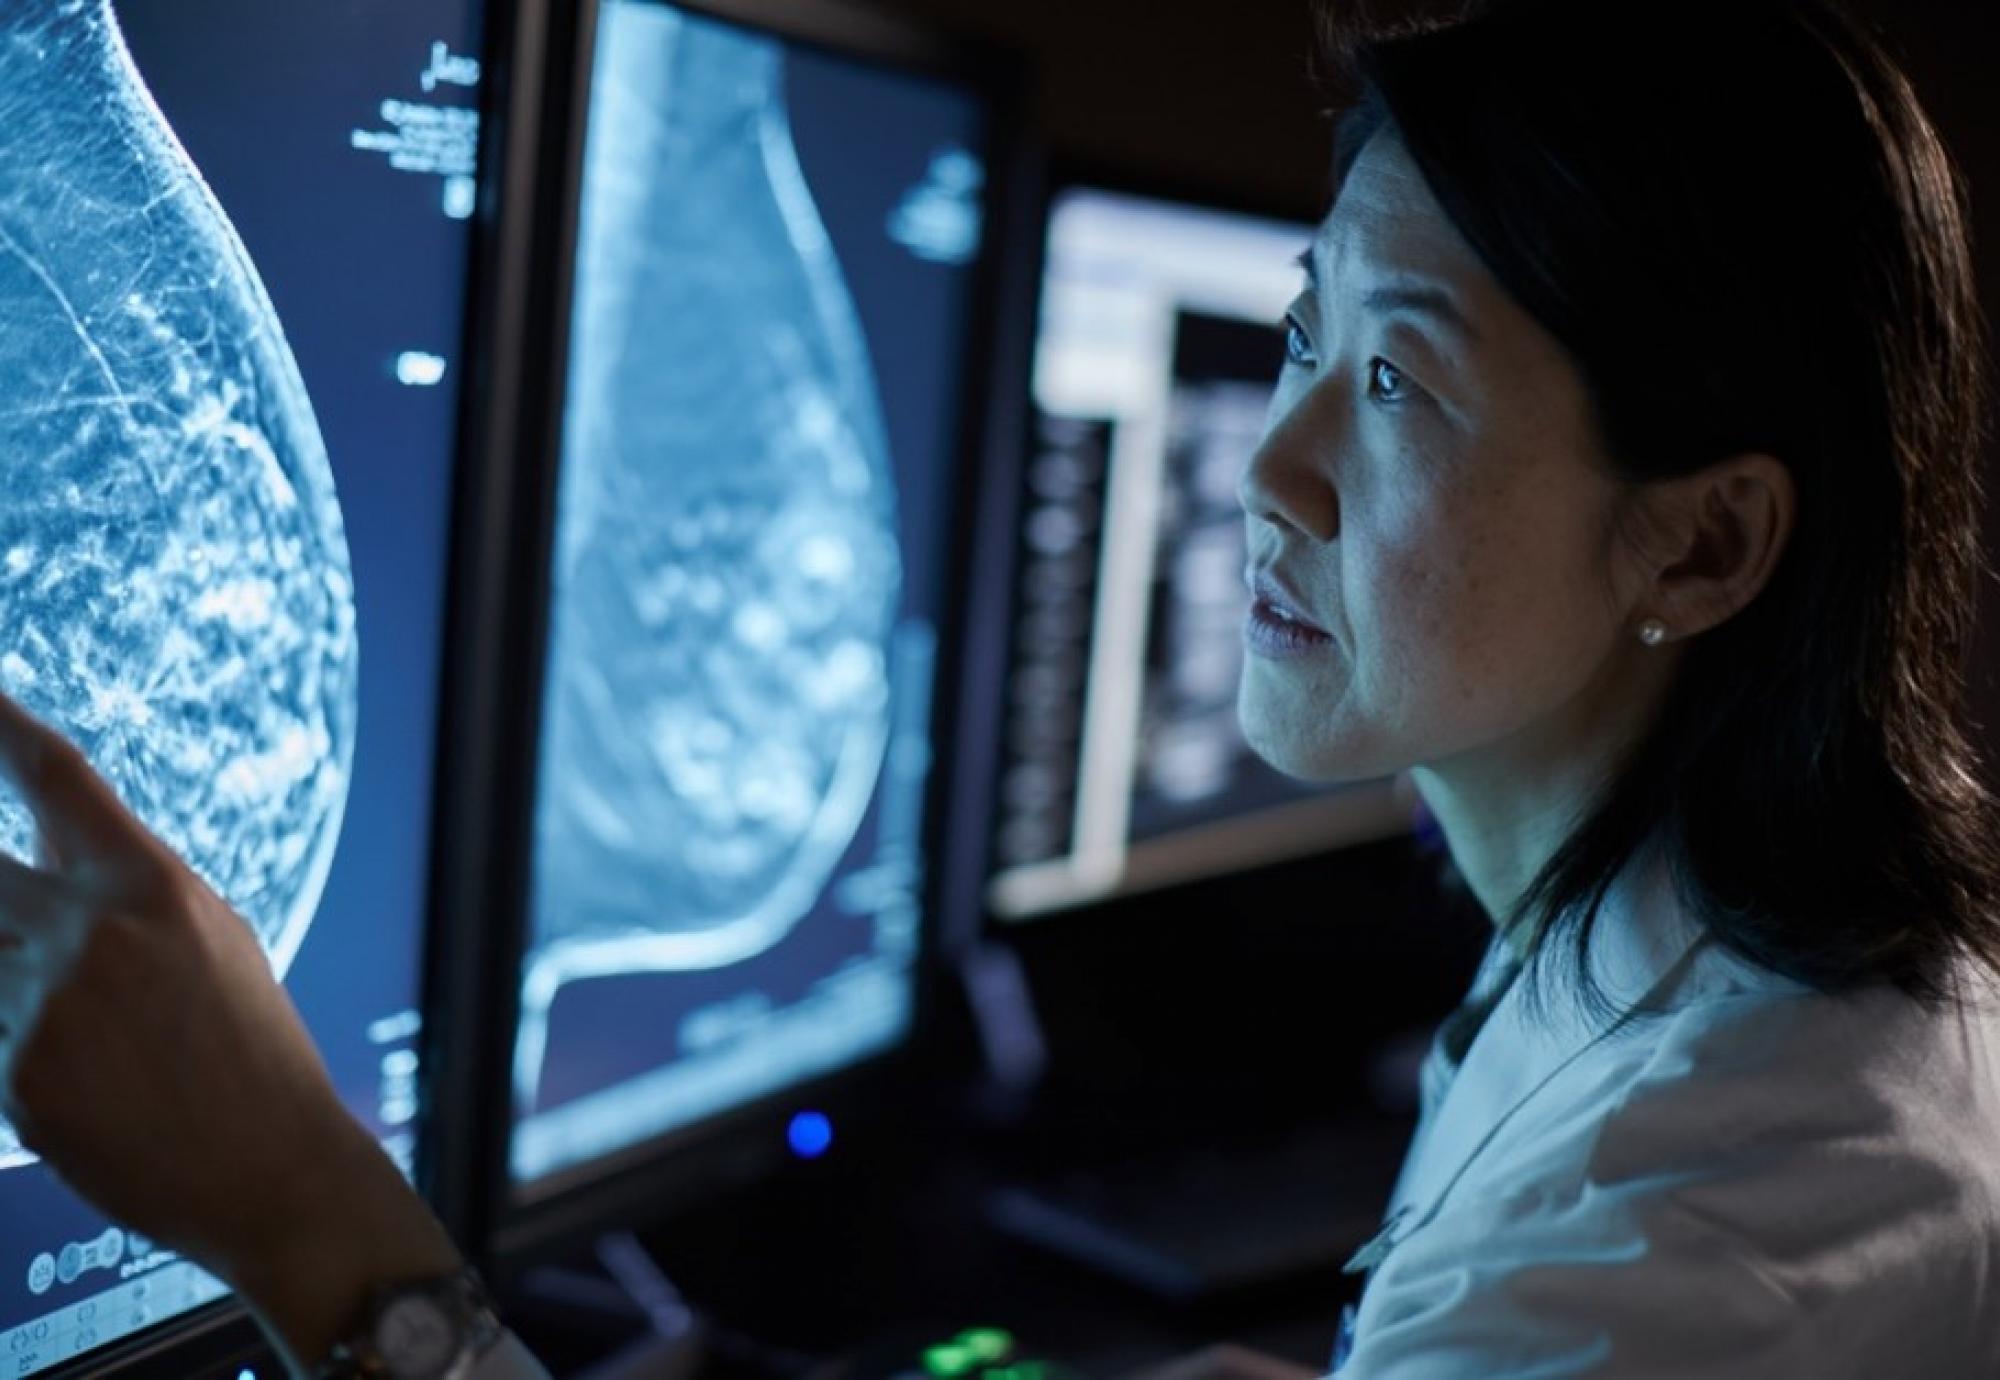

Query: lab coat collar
[1384,840,1712,1229]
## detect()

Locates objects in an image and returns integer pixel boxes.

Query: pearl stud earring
[1639,619,1669,647]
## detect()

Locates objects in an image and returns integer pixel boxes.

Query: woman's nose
[1238,398,1340,543]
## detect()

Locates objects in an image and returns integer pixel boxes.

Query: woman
[4,0,1997,1374]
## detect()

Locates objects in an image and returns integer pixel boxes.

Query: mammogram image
[0,1,358,1162]
[518,1,901,1107]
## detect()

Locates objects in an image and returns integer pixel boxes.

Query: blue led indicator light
[788,1111,834,1159]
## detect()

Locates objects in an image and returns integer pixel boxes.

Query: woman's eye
[1367,357,1413,404]
[1283,318,1318,369]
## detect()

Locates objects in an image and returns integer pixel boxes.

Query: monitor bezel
[480,0,1035,1269]
[976,158,1414,931]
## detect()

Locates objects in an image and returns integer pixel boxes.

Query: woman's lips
[1246,596,1334,658]
[1247,567,1331,635]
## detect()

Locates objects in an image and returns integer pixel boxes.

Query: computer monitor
[0,0,487,1372]
[505,0,1008,1207]
[985,184,1414,923]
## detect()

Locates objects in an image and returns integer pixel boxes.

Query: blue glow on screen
[0,0,482,1371]
[509,0,987,1184]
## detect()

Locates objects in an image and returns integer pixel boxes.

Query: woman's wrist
[217,1116,465,1374]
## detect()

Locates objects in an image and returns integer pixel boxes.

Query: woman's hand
[0,693,462,1370]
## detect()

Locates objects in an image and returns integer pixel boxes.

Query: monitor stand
[579,1332,707,1380]
[956,945,1418,1304]
[505,1232,710,1380]
[981,1115,1411,1304]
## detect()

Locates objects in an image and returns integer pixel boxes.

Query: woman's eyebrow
[1295,249,1479,348]
[1362,281,1482,347]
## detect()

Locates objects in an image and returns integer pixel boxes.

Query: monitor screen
[509,1,989,1186]
[986,187,1412,922]
[0,0,482,1370]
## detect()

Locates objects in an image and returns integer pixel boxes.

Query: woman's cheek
[1359,492,1486,691]
[1341,535,1432,692]
[1355,475,1454,606]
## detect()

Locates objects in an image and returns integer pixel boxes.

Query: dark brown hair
[1318,0,2000,1024]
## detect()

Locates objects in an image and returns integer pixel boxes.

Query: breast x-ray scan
[0,0,482,1370]
[512,0,987,1184]
[0,2,356,991]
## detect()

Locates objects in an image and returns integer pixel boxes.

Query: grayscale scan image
[518,1,902,1105]
[0,0,358,1165]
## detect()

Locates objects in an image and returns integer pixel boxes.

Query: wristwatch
[314,1265,505,1380]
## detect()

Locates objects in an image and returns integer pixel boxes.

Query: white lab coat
[1333,843,2000,1377]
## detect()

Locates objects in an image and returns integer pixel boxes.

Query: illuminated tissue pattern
[519,2,900,1106]
[0,2,358,1162]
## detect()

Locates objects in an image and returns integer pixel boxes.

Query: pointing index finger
[0,692,161,878]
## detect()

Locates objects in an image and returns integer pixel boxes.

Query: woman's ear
[1643,454,1797,639]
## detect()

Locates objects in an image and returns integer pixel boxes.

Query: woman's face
[1238,131,1650,785]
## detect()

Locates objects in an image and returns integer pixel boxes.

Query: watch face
[374,1293,462,1378]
